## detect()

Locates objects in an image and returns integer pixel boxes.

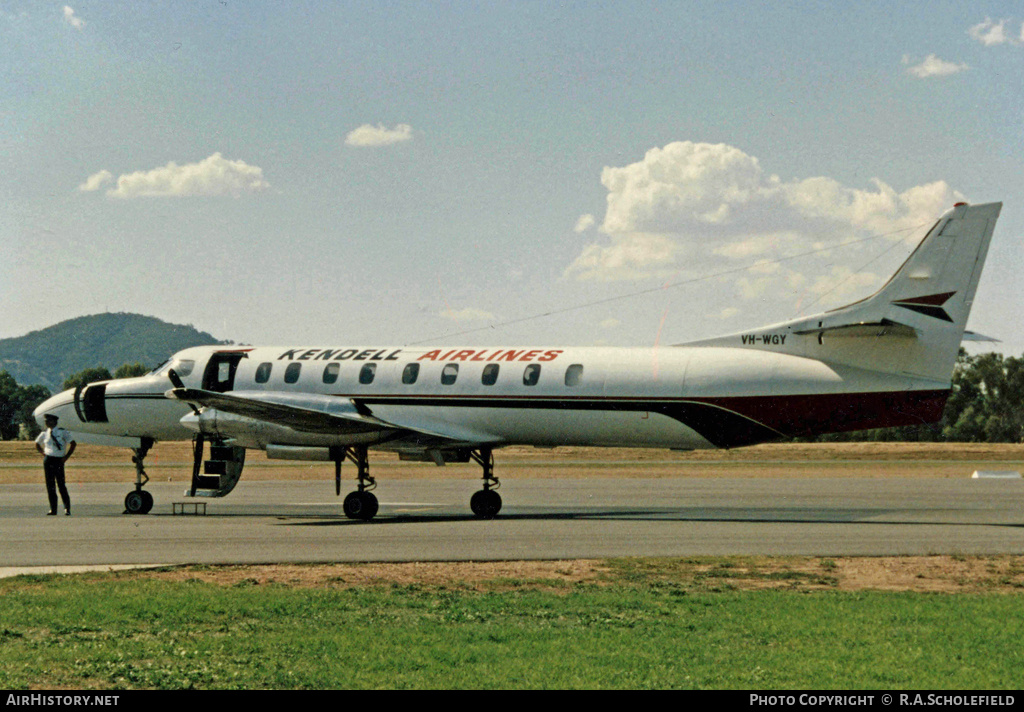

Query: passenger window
[565,364,583,387]
[359,363,376,384]
[402,363,419,384]
[523,364,541,386]
[441,363,459,385]
[255,362,273,384]
[323,363,340,384]
[482,363,499,386]
[284,363,301,384]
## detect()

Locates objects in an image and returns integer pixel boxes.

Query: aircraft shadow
[275,507,1024,529]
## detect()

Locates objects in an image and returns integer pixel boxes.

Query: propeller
[168,369,201,416]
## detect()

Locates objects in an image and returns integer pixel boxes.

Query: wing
[166,388,502,448]
[167,388,390,435]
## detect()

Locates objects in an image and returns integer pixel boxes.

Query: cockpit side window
[284,363,302,384]
[155,358,196,378]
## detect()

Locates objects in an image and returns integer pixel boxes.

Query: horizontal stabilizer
[792,319,919,339]
[962,331,1000,343]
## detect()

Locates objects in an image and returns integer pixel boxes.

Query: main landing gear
[336,446,378,521]
[335,445,502,521]
[469,447,501,519]
[124,437,155,515]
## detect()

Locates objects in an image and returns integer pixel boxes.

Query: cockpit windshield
[151,358,196,378]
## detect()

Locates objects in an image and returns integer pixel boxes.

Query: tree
[0,371,20,440]
[16,384,51,439]
[114,362,150,379]
[62,367,113,391]
[0,370,51,440]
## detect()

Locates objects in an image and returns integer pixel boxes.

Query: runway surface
[1,477,1023,572]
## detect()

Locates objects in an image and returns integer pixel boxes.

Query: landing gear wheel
[124,490,148,515]
[470,489,502,519]
[343,491,379,521]
[124,437,155,515]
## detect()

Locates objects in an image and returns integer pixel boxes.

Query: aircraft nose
[34,390,73,428]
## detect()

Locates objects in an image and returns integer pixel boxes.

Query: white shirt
[35,427,73,457]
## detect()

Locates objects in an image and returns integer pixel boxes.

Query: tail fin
[684,202,1003,384]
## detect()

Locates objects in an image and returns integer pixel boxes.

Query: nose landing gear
[123,437,155,515]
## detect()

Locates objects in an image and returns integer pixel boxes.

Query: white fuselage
[34,342,949,453]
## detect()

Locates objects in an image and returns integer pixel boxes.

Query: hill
[0,313,227,390]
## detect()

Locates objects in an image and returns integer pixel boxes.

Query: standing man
[35,414,76,516]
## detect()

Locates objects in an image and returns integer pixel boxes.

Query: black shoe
[47,510,56,516]
[64,509,71,516]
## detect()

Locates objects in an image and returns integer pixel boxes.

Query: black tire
[470,489,502,519]
[140,490,154,514]
[124,490,146,515]
[343,491,379,521]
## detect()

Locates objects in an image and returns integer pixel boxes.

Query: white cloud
[439,307,495,322]
[565,140,963,311]
[969,18,1011,46]
[598,142,768,236]
[345,123,414,147]
[564,233,680,281]
[78,170,113,192]
[712,232,800,260]
[63,6,84,30]
[903,54,969,78]
[806,266,880,305]
[574,214,596,233]
[91,153,269,199]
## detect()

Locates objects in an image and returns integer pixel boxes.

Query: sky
[2,1,1022,356]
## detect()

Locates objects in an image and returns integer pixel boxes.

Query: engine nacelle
[179,409,393,449]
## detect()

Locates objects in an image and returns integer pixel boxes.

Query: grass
[1,559,1023,689]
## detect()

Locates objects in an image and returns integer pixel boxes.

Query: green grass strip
[0,562,1021,689]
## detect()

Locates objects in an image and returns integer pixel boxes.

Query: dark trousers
[43,456,70,512]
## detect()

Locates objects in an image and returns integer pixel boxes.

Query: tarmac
[2,476,1023,575]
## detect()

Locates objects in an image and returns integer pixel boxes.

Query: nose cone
[34,389,75,429]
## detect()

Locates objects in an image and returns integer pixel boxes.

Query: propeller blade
[168,369,201,415]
